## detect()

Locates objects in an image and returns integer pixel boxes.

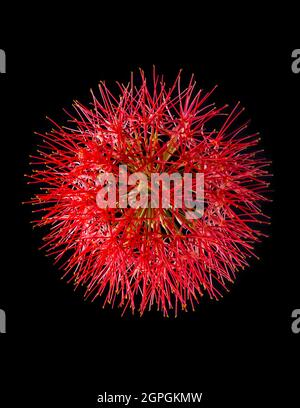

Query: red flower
[28,69,270,316]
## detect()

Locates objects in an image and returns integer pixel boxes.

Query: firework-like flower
[28,69,270,316]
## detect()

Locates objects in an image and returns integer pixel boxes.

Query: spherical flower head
[28,69,270,316]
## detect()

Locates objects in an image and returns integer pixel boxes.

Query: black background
[1,7,299,407]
